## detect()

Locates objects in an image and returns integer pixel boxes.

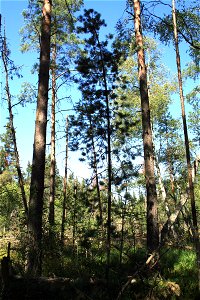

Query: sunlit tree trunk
[49,42,56,227]
[133,0,159,253]
[119,195,127,266]
[160,194,187,243]
[172,0,200,290]
[72,178,78,253]
[61,116,69,245]
[2,28,28,218]
[27,0,52,277]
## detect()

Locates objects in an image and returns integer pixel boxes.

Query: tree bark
[160,194,187,243]
[133,0,159,253]
[72,179,78,252]
[2,29,28,218]
[99,43,112,282]
[49,42,56,227]
[61,116,69,244]
[93,28,112,280]
[88,116,103,226]
[172,0,200,290]
[27,0,52,277]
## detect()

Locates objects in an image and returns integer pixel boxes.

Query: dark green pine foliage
[70,9,120,161]
[69,9,118,211]
[69,9,120,278]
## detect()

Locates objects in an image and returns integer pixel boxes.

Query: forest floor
[0,244,199,299]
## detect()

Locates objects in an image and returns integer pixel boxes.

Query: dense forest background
[0,0,199,299]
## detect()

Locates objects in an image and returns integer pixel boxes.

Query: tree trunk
[133,0,159,253]
[49,42,57,227]
[61,116,69,244]
[100,48,112,282]
[27,0,52,277]
[2,29,28,218]
[88,116,103,226]
[119,196,127,265]
[160,194,187,243]
[72,179,78,253]
[172,0,200,290]
[94,29,112,280]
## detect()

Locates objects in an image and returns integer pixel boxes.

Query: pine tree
[27,0,52,277]
[133,0,159,253]
[70,9,119,278]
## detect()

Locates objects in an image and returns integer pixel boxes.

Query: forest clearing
[0,0,199,299]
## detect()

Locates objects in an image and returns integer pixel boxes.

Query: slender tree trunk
[94,30,112,279]
[61,116,69,244]
[167,147,176,196]
[49,42,57,227]
[119,196,127,266]
[2,29,28,218]
[88,117,103,225]
[172,0,200,289]
[192,155,200,182]
[154,156,173,221]
[101,51,112,282]
[27,0,52,277]
[133,0,159,253]
[72,179,78,253]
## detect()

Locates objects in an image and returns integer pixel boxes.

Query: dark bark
[88,117,103,226]
[96,34,112,280]
[172,0,200,291]
[49,42,56,227]
[133,0,159,253]
[27,0,52,277]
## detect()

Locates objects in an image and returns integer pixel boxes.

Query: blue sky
[0,0,196,178]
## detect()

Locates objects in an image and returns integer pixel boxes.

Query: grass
[159,247,198,299]
[1,239,199,299]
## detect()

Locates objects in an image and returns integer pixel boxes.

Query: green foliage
[0,123,15,173]
[1,2,199,299]
[0,177,22,230]
[186,87,200,149]
[42,228,65,277]
[20,0,83,65]
[17,82,37,106]
[143,0,200,66]
[160,248,198,298]
[69,8,120,203]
